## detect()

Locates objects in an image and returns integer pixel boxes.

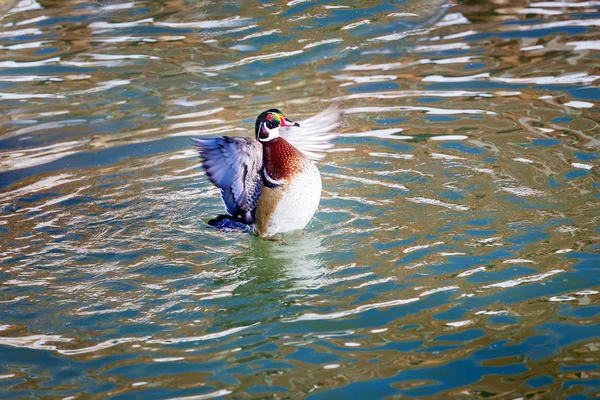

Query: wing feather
[280,103,343,161]
[193,136,263,223]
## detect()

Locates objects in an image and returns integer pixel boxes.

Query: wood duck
[194,104,341,236]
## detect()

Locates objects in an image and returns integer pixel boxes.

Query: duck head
[255,109,300,142]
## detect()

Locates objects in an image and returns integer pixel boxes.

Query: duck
[193,103,342,237]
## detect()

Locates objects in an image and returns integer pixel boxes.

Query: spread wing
[193,136,263,224]
[280,103,343,161]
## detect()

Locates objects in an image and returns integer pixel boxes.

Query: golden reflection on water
[0,0,599,398]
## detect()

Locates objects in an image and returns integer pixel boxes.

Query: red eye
[266,114,274,121]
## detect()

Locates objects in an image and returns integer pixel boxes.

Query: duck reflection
[203,232,330,329]
[227,232,329,295]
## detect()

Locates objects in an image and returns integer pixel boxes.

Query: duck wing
[193,136,263,224]
[280,103,343,161]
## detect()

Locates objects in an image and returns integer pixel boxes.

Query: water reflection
[1,0,599,398]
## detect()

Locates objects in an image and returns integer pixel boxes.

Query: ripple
[166,390,233,400]
[189,50,304,73]
[566,40,600,50]
[342,128,411,140]
[500,186,545,197]
[89,17,154,31]
[324,172,409,191]
[147,323,260,345]
[155,16,252,29]
[345,106,497,115]
[564,101,595,108]
[285,297,420,322]
[406,197,469,211]
[430,135,468,141]
[1,1,599,398]
[0,140,88,171]
[483,269,564,289]
[492,73,599,85]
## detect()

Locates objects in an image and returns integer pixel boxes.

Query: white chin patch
[259,123,280,142]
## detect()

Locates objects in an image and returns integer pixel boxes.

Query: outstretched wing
[280,103,343,161]
[193,136,263,224]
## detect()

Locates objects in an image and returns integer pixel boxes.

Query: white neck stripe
[258,122,280,142]
[264,168,287,185]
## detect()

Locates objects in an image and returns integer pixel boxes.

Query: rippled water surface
[1,0,599,398]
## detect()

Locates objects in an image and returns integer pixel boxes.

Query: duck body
[254,137,322,236]
[194,104,341,237]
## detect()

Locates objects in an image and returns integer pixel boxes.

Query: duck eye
[266,114,274,121]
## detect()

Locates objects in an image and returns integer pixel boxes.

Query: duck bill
[281,117,300,127]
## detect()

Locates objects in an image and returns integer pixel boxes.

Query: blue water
[0,0,599,399]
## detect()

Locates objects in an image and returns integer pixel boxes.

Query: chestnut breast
[262,137,307,181]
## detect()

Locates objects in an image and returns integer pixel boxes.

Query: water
[1,0,599,398]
